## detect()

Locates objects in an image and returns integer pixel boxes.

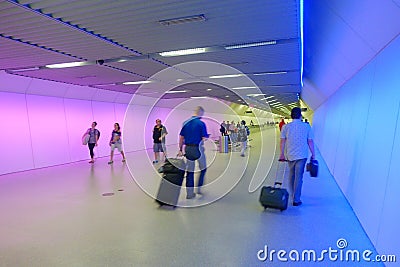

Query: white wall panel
[114,103,128,126]
[312,33,400,257]
[327,0,400,52]
[330,87,352,190]
[0,92,34,174]
[114,92,132,104]
[26,78,70,98]
[26,94,70,168]
[64,98,95,162]
[91,88,119,103]
[353,44,400,244]
[123,104,151,153]
[376,101,400,255]
[0,71,31,94]
[64,84,97,101]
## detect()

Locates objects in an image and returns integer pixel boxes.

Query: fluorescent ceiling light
[232,86,257,90]
[253,71,288,76]
[9,66,40,72]
[225,40,277,50]
[122,80,152,85]
[209,74,243,79]
[45,61,89,69]
[247,94,266,97]
[159,48,206,57]
[94,83,117,86]
[225,95,230,98]
[260,96,275,100]
[267,99,279,103]
[166,90,187,94]
[190,96,207,99]
[206,88,213,91]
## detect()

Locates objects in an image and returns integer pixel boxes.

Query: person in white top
[279,107,315,206]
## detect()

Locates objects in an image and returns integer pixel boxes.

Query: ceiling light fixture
[190,96,207,99]
[206,88,213,91]
[122,81,152,85]
[247,94,266,97]
[159,47,207,57]
[93,83,117,86]
[45,61,91,69]
[225,40,277,50]
[166,90,187,94]
[260,96,275,100]
[231,86,257,90]
[209,74,243,79]
[8,66,40,72]
[253,71,288,76]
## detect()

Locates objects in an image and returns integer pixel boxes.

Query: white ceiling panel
[106,58,169,78]
[0,37,73,69]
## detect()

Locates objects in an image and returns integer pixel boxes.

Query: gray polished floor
[0,127,384,266]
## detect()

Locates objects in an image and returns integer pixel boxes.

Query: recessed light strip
[8,66,40,72]
[209,74,243,79]
[45,61,92,69]
[225,40,277,50]
[159,48,207,57]
[231,86,257,90]
[253,71,288,76]
[122,81,152,85]
[166,90,187,94]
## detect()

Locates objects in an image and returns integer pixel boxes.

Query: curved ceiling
[0,0,302,114]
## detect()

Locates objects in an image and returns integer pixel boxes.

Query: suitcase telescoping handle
[274,161,287,186]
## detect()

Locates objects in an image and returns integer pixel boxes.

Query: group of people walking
[82,122,126,164]
[220,120,250,157]
[83,105,315,207]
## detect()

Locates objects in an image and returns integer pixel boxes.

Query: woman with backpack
[84,121,100,163]
[238,120,250,157]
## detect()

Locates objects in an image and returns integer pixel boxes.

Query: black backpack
[89,128,100,139]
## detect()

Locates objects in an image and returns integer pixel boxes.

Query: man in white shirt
[279,107,315,206]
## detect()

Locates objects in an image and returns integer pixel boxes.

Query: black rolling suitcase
[156,158,185,207]
[259,162,289,211]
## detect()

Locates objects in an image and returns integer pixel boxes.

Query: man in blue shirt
[178,106,209,199]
